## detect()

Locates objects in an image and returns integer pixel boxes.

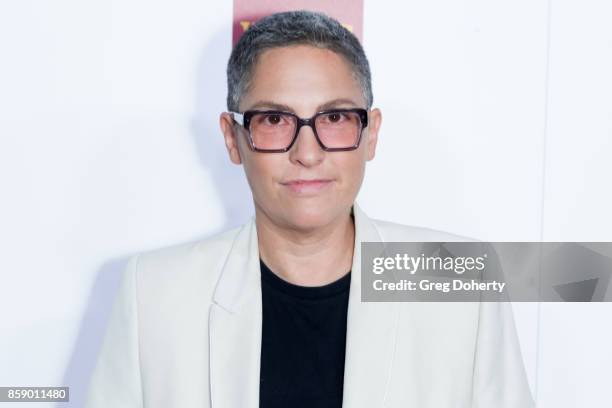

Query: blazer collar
[209,202,398,408]
[211,201,383,312]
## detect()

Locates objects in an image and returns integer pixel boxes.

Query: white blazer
[85,202,534,408]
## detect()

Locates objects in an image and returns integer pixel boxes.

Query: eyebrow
[245,98,361,113]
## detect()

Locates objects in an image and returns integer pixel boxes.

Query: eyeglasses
[230,108,369,152]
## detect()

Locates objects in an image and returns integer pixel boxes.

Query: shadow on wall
[59,257,127,408]
[192,27,255,233]
[59,27,254,407]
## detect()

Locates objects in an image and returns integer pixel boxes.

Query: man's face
[220,45,381,231]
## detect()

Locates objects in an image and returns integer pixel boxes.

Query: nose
[288,123,325,167]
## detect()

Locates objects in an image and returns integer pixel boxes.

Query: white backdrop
[0,1,610,407]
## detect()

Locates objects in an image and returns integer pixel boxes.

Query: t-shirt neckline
[260,258,351,300]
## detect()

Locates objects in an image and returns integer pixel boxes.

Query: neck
[256,206,355,287]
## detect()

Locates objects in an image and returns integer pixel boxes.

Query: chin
[282,201,345,230]
[287,210,328,230]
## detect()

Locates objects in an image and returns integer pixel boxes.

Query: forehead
[241,45,365,112]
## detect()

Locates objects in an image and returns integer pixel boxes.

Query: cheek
[336,154,367,191]
[242,154,283,196]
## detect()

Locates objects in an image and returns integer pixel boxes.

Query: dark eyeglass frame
[230,108,369,153]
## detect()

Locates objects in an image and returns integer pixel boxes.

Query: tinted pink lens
[315,111,361,148]
[250,113,296,149]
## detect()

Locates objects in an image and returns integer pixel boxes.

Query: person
[85,10,534,408]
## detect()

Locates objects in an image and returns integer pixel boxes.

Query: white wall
[362,0,549,398]
[537,1,612,407]
[0,1,610,407]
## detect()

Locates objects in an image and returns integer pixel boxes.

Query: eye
[321,112,349,124]
[252,112,293,129]
[265,114,282,125]
[327,113,343,122]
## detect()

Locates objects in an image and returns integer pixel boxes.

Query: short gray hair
[226,10,373,111]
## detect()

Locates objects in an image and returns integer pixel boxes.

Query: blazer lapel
[209,217,262,408]
[343,203,399,408]
[208,203,398,408]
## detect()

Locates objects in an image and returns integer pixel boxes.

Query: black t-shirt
[259,258,351,408]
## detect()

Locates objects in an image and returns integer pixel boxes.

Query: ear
[365,108,382,161]
[219,112,243,165]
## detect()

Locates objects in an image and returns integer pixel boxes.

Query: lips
[281,179,334,194]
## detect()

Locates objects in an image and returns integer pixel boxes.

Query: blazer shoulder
[137,224,241,263]
[370,218,478,242]
[133,224,244,288]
